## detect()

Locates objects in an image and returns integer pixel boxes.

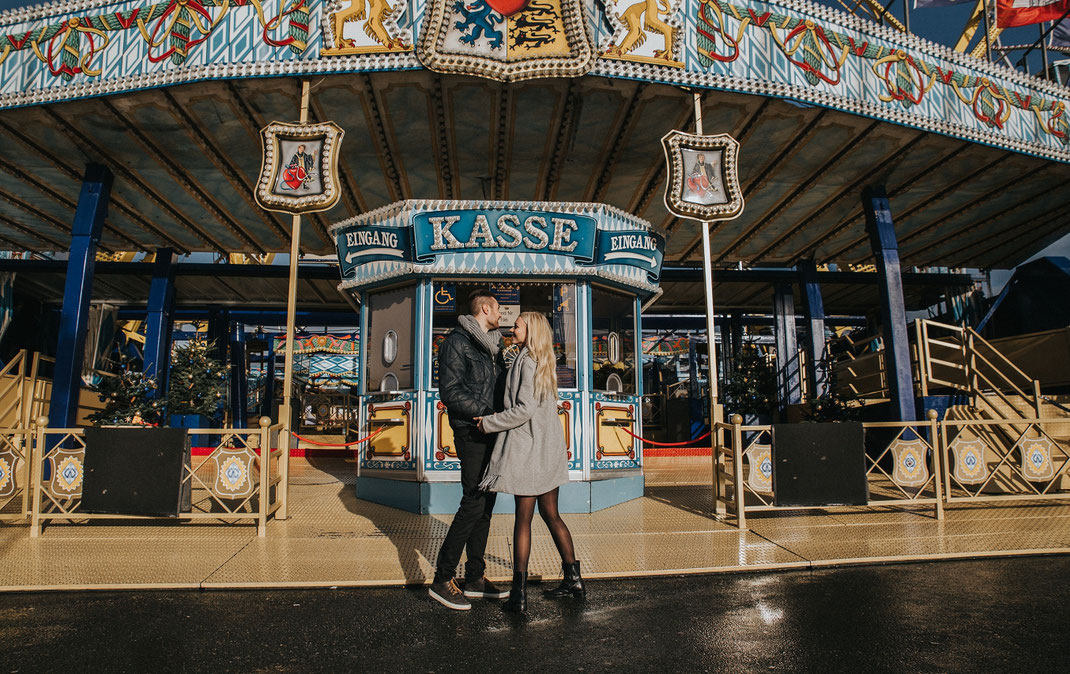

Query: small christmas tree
[87,354,162,425]
[167,339,227,417]
[722,341,777,418]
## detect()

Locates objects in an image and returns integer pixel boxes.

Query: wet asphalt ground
[2,556,1069,673]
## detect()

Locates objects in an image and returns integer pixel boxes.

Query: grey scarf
[458,313,501,357]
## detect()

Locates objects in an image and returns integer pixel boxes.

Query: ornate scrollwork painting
[255,122,345,215]
[661,129,744,221]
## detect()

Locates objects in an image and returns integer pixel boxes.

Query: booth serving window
[366,283,416,392]
[592,286,636,393]
[431,281,577,389]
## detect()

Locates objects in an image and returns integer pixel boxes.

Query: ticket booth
[332,201,664,513]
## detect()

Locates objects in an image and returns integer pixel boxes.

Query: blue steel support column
[142,249,176,397]
[797,260,828,400]
[229,322,248,428]
[48,164,113,429]
[773,283,801,412]
[862,185,916,422]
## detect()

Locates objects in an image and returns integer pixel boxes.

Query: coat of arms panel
[417,0,594,81]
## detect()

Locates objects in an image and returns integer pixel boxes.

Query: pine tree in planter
[722,341,777,420]
[87,355,162,426]
[166,339,227,421]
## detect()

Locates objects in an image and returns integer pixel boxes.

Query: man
[686,152,716,199]
[428,289,510,610]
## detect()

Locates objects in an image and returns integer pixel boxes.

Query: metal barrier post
[29,416,48,538]
[1033,380,1043,418]
[279,429,291,520]
[940,415,952,503]
[731,414,746,530]
[713,424,725,515]
[257,416,270,537]
[928,409,944,520]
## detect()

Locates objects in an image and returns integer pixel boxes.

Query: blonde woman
[476,311,585,612]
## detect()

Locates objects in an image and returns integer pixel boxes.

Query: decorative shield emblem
[1018,436,1055,482]
[48,450,84,499]
[889,438,929,488]
[744,442,772,494]
[949,434,989,485]
[416,0,595,82]
[322,0,413,55]
[0,451,17,499]
[212,447,257,499]
[661,130,744,221]
[255,122,345,215]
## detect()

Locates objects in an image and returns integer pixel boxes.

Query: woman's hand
[474,416,485,433]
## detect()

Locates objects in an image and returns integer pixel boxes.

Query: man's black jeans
[433,425,498,583]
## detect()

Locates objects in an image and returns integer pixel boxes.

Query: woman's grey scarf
[458,313,500,357]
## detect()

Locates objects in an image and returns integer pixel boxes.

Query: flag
[1051,18,1070,46]
[997,0,1070,28]
[912,0,972,8]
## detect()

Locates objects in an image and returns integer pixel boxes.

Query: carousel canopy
[0,0,1063,302]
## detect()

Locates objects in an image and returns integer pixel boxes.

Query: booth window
[431,281,577,389]
[366,283,416,391]
[592,285,636,393]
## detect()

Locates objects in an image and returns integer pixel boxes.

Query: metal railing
[941,417,1070,503]
[0,427,34,522]
[30,416,285,537]
[714,412,943,528]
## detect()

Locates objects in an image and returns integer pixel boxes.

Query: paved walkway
[1,457,1069,591]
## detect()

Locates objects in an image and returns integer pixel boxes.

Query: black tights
[511,488,576,573]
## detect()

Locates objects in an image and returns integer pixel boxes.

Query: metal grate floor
[1,457,1069,590]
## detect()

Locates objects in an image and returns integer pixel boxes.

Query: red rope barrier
[290,426,385,448]
[618,427,712,447]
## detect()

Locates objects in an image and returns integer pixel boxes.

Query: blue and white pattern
[0,0,1065,161]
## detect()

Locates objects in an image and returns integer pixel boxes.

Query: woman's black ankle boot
[503,572,527,612]
[544,561,586,599]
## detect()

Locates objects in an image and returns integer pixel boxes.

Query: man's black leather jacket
[438,326,503,431]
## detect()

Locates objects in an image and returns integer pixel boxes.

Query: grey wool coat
[477,349,569,496]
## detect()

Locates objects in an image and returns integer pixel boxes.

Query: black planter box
[771,422,867,507]
[81,427,190,517]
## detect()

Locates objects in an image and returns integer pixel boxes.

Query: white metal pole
[279,80,311,517]
[694,92,720,422]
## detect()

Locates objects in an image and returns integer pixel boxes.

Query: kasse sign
[335,208,664,280]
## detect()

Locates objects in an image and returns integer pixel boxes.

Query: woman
[476,311,586,612]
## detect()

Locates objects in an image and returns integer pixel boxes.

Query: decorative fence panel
[30,417,284,536]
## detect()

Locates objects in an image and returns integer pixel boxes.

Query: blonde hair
[519,311,557,402]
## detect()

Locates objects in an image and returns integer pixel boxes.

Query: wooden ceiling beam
[42,106,230,255]
[751,130,927,263]
[822,148,1012,263]
[429,75,455,201]
[898,163,1059,263]
[223,79,332,250]
[97,97,265,254]
[493,82,512,200]
[590,82,647,203]
[719,120,881,263]
[0,119,191,254]
[159,88,290,247]
[309,93,367,216]
[542,79,579,201]
[796,140,973,262]
[677,107,830,262]
[357,73,406,202]
[0,153,143,253]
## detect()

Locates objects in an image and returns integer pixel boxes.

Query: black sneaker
[463,576,510,599]
[428,579,472,610]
